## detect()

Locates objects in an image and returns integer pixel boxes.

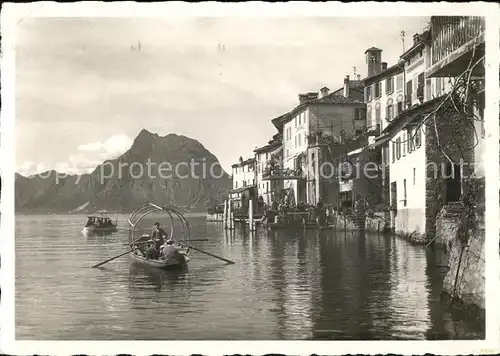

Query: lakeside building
[254,133,283,205]
[378,19,485,239]
[269,81,366,207]
[230,157,257,213]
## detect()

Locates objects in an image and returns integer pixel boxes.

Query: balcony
[426,16,485,78]
[262,166,304,181]
[339,179,353,193]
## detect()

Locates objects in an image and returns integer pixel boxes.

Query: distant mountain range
[15,129,232,214]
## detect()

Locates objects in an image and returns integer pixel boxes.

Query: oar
[188,245,235,265]
[122,238,209,246]
[92,249,132,268]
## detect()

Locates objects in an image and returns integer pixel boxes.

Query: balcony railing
[431,16,485,65]
[263,166,303,180]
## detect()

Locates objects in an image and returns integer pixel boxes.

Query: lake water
[15,214,484,340]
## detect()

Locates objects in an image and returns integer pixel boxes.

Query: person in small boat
[151,222,168,250]
[161,239,181,261]
[85,217,93,227]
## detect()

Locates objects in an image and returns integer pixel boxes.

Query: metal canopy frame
[127,203,190,245]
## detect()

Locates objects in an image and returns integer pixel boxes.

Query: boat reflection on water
[128,261,189,292]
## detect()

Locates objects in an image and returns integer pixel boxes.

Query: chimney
[343,75,350,98]
[298,94,308,104]
[381,62,388,71]
[413,33,421,46]
[320,86,330,98]
[306,92,318,101]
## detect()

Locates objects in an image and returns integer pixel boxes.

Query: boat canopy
[127,203,190,245]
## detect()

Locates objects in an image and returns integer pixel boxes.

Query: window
[374,82,381,99]
[355,107,367,121]
[403,179,407,207]
[413,168,416,185]
[402,132,406,156]
[396,74,403,91]
[415,128,422,148]
[298,114,301,125]
[396,137,401,160]
[397,101,403,114]
[386,104,394,121]
[406,80,413,100]
[286,149,289,157]
[295,117,297,127]
[392,141,395,163]
[375,106,381,125]
[253,179,255,185]
[304,134,307,145]
[407,128,414,153]
[386,77,394,94]
[294,136,297,148]
[365,86,372,102]
[267,182,269,192]
[235,181,238,188]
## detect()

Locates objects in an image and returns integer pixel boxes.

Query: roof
[400,30,430,61]
[279,92,365,129]
[382,94,446,135]
[231,185,257,194]
[231,157,255,168]
[362,63,404,86]
[365,47,382,53]
[254,140,281,154]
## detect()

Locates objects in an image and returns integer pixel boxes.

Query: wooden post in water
[228,199,234,230]
[223,199,228,229]
[249,199,255,231]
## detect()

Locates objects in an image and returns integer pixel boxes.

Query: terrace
[426,16,485,78]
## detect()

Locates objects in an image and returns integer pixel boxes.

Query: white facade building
[231,158,256,191]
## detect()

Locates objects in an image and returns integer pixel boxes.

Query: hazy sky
[16,16,429,175]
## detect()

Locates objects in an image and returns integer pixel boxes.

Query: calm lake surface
[15,214,484,340]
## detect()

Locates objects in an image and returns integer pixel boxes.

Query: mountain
[15,130,232,213]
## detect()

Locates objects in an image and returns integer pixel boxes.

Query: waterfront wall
[333,212,389,233]
[435,206,485,310]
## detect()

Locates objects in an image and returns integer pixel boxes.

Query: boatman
[151,222,168,251]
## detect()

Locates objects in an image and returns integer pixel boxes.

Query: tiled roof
[365,46,382,53]
[272,90,364,130]
[231,157,255,168]
[314,93,364,105]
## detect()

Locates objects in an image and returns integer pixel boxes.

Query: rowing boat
[129,246,190,269]
[127,203,191,269]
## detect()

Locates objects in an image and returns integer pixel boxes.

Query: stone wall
[424,104,476,241]
[436,206,485,310]
[332,212,389,233]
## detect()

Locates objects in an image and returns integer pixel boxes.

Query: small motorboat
[127,203,191,269]
[82,211,118,234]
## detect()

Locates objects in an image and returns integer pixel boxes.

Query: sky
[16,16,430,176]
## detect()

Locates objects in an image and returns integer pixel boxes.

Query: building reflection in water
[386,236,431,339]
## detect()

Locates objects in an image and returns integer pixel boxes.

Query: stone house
[270,83,366,207]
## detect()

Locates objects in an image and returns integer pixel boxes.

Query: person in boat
[85,217,93,227]
[161,239,181,261]
[151,222,168,250]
